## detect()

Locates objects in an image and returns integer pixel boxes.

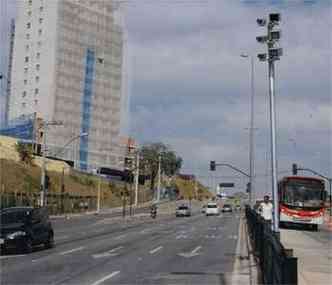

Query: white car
[206,203,220,216]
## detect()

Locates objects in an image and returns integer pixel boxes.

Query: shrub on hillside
[15,142,34,165]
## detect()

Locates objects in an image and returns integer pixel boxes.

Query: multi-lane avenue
[0,210,248,285]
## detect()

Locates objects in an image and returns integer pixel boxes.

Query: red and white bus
[278,176,326,230]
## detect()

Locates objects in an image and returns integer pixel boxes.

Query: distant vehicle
[278,176,326,231]
[201,205,207,213]
[235,205,241,211]
[0,207,54,254]
[176,205,191,217]
[205,203,220,216]
[222,204,233,213]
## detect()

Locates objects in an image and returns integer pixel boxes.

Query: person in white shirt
[259,195,273,223]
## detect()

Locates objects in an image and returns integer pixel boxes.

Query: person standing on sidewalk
[259,195,273,225]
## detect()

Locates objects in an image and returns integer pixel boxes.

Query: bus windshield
[284,180,323,208]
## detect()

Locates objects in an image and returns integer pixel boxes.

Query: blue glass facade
[79,49,95,170]
[0,114,34,140]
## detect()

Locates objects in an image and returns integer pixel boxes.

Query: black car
[0,207,54,253]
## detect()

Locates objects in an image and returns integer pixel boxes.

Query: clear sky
[1,0,331,196]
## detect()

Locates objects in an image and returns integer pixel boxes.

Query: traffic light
[45,175,50,190]
[124,157,133,170]
[210,161,216,171]
[246,182,251,193]
[292,163,298,175]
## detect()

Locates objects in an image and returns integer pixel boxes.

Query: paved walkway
[281,225,332,285]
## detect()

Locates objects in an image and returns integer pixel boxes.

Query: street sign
[219,183,234,188]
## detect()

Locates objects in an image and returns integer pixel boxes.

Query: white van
[206,202,220,216]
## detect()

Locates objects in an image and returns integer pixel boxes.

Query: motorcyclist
[150,204,157,218]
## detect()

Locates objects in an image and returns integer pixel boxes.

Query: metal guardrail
[246,206,298,285]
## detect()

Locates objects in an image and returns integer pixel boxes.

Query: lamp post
[157,153,161,202]
[241,54,255,206]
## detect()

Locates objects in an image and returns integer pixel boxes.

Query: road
[0,211,243,285]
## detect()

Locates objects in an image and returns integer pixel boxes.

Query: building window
[25,56,29,63]
[22,102,26,108]
[24,79,27,85]
[25,45,29,51]
[22,91,27,98]
[39,6,44,12]
[35,76,40,83]
[35,88,39,95]
[39,18,43,24]
[27,22,31,29]
[28,0,32,5]
[28,11,32,16]
[36,64,40,71]
[36,52,40,59]
[37,41,42,47]
[34,99,38,105]
[38,29,42,36]
[24,67,28,74]
[26,33,30,40]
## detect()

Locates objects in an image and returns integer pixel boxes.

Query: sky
[1,0,331,197]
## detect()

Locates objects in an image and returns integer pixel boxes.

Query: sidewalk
[281,227,332,285]
[230,215,259,284]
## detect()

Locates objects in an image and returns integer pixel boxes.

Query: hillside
[173,176,212,200]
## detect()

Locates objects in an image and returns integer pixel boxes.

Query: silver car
[176,205,191,217]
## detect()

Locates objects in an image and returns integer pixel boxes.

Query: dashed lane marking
[90,271,120,285]
[114,234,126,240]
[149,246,163,254]
[59,246,84,255]
[0,254,26,260]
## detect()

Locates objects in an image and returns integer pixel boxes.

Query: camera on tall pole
[256,13,282,234]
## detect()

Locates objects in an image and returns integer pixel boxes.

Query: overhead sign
[219,183,235,188]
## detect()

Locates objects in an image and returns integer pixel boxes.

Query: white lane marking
[149,246,163,254]
[176,234,188,239]
[178,245,202,258]
[56,235,69,240]
[91,271,120,285]
[114,234,126,240]
[109,246,123,253]
[192,246,202,254]
[0,255,26,260]
[92,246,123,259]
[59,246,84,255]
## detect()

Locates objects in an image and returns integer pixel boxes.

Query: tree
[140,142,182,190]
[16,142,34,165]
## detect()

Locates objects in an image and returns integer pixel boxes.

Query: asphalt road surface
[1,211,242,285]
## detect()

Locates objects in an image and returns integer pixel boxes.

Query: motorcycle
[150,208,157,219]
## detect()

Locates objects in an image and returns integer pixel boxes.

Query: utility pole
[134,152,140,207]
[241,54,256,205]
[40,120,68,206]
[157,153,161,202]
[257,13,283,234]
[97,168,101,214]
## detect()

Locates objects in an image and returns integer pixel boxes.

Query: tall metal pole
[40,124,47,207]
[268,30,280,233]
[157,154,161,202]
[134,152,139,207]
[97,169,101,214]
[249,55,255,206]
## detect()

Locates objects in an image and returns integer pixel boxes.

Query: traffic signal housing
[292,163,298,175]
[210,161,216,171]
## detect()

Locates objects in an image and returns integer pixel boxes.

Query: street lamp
[240,53,255,206]
[256,13,283,234]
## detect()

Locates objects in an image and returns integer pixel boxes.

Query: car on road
[0,207,54,254]
[175,205,191,217]
[222,204,233,213]
[205,203,220,216]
